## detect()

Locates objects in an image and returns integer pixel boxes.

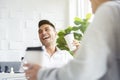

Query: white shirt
[38,1,120,80]
[41,47,73,68]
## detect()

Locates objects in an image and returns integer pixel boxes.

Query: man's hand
[24,63,41,80]
[72,39,80,54]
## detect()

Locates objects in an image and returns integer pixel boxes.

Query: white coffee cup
[24,47,43,65]
[64,33,76,51]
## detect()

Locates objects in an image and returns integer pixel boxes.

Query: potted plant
[56,13,91,55]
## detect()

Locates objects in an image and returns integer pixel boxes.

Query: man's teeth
[43,36,49,39]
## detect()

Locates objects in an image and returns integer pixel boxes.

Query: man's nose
[42,30,47,35]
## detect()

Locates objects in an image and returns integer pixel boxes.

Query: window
[69,0,92,25]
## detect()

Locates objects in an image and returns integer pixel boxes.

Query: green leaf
[56,37,66,45]
[74,32,82,40]
[72,26,79,31]
[80,24,88,33]
[65,26,72,34]
[57,37,69,50]
[57,44,69,51]
[57,30,66,36]
[56,13,91,55]
[74,17,82,25]
[86,13,92,20]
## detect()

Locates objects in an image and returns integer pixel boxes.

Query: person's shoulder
[58,50,70,54]
[95,1,120,16]
[56,47,68,53]
[58,49,72,54]
[56,49,73,59]
[101,1,120,8]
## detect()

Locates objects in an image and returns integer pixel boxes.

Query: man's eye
[38,30,42,34]
[46,29,49,31]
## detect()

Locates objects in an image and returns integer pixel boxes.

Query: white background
[0,0,91,61]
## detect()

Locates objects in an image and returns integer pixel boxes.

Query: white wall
[0,0,69,61]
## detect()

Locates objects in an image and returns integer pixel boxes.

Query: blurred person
[37,20,73,68]
[24,0,120,80]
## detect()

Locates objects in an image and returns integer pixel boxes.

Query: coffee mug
[64,33,76,51]
[24,46,44,65]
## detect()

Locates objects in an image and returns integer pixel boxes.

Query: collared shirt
[41,47,73,68]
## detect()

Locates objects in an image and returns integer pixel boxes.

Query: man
[24,0,120,80]
[37,20,73,68]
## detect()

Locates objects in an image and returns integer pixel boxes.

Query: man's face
[38,24,57,46]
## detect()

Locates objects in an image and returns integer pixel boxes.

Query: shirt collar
[43,46,60,55]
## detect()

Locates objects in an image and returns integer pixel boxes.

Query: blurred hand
[24,63,41,80]
[72,39,80,54]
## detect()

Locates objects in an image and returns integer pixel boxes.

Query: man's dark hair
[38,20,55,29]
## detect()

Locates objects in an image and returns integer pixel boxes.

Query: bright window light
[69,0,92,25]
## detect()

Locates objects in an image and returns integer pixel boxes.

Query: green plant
[56,13,92,54]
